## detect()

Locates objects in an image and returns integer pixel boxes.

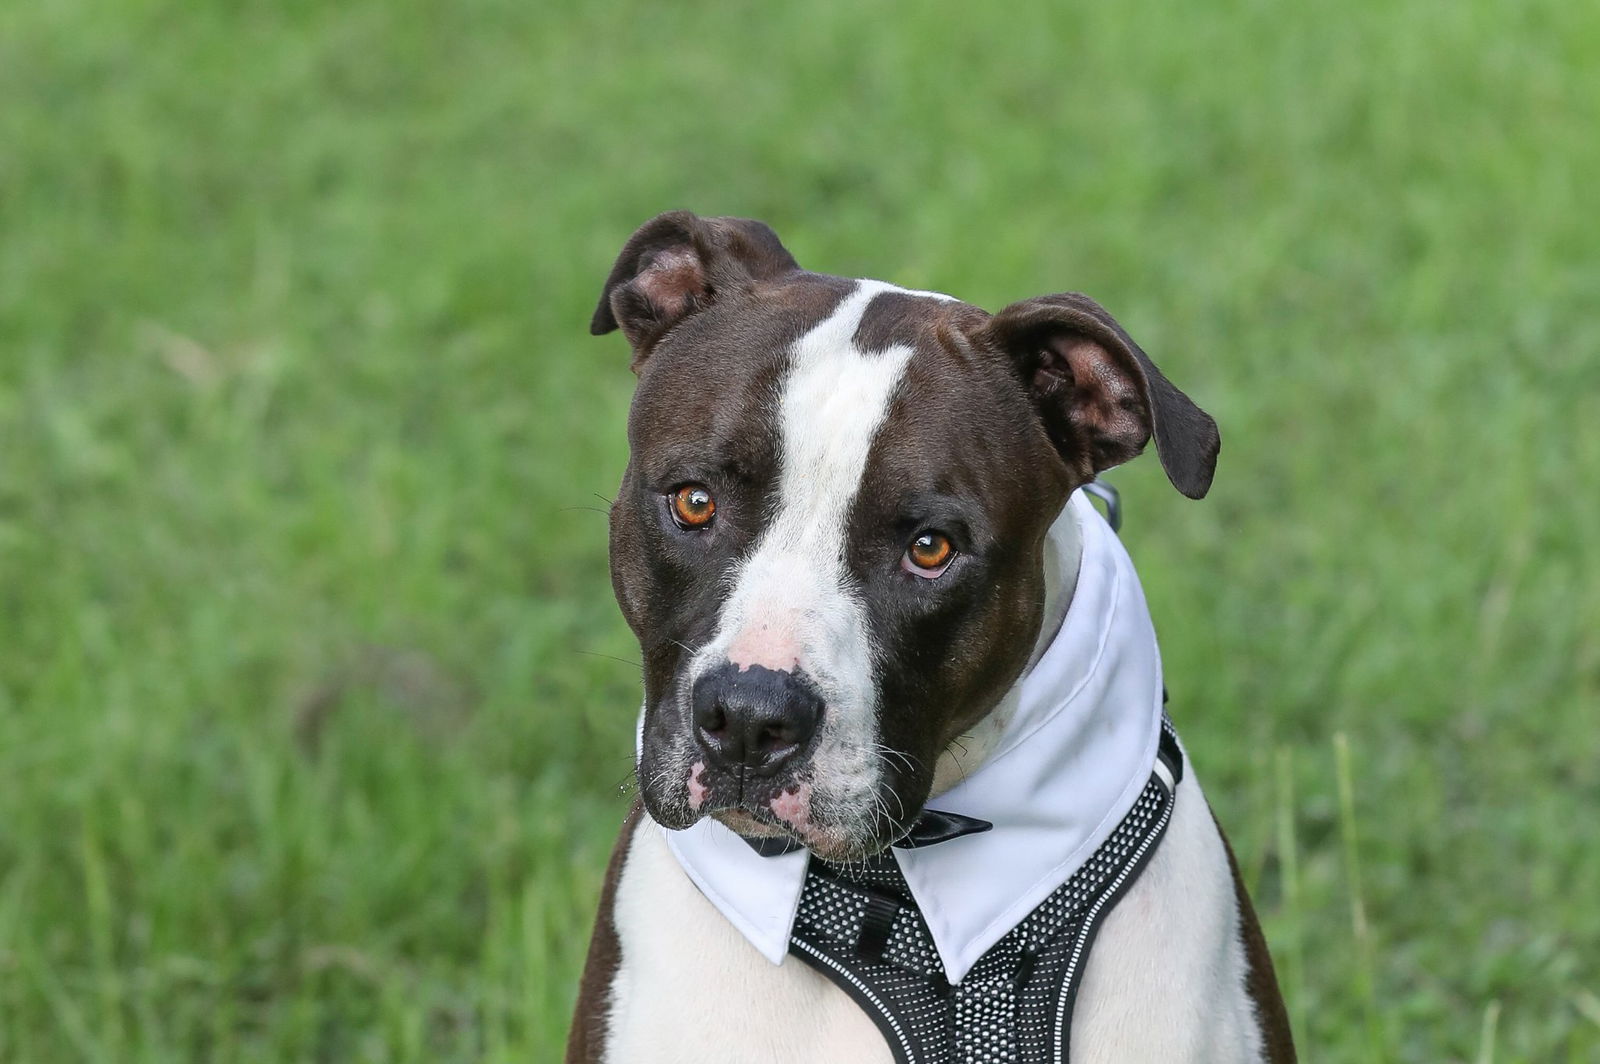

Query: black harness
[782,720,1184,1064]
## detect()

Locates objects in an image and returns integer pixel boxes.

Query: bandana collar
[660,488,1165,984]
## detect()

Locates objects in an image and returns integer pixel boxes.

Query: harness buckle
[855,891,901,963]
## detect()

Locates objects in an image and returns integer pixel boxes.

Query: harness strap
[788,716,1184,1063]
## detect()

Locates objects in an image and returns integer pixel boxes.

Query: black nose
[691,664,823,776]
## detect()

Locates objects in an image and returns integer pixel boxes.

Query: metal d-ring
[1083,478,1122,532]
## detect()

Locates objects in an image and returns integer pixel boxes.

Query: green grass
[2,0,1597,1059]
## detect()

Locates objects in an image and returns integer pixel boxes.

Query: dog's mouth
[653,756,912,862]
[709,803,891,862]
[689,764,835,844]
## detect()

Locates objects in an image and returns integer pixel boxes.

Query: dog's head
[594,211,1218,861]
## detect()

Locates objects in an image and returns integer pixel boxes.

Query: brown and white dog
[568,212,1294,1063]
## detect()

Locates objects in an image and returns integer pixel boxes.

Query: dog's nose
[691,663,822,776]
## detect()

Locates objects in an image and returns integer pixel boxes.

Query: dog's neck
[929,501,1084,796]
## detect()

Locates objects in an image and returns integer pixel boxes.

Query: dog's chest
[601,769,1264,1064]
[605,819,893,1064]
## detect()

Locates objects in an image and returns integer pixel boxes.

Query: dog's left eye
[902,531,955,577]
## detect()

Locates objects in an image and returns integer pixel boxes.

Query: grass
[1,0,1597,1059]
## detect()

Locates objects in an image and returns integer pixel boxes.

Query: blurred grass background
[2,0,1597,1060]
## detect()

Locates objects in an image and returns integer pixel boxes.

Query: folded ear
[984,293,1220,498]
[590,211,801,367]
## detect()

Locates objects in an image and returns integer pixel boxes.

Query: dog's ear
[591,211,801,368]
[984,292,1220,499]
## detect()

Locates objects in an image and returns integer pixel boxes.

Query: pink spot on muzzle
[687,761,709,812]
[770,781,814,832]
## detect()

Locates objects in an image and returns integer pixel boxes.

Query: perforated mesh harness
[780,718,1183,1064]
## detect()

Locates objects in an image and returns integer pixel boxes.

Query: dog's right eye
[670,484,717,529]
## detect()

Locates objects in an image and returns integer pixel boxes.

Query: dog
[567,211,1294,1063]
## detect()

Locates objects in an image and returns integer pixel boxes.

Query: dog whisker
[871,742,921,779]
[575,648,643,669]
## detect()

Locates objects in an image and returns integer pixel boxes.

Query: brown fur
[1214,811,1298,1062]
[565,805,642,1064]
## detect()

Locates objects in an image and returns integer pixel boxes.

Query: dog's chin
[709,808,901,863]
[802,833,896,863]
[709,808,788,839]
[644,795,904,862]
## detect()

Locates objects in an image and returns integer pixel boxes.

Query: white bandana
[658,488,1164,985]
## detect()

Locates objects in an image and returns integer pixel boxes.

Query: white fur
[687,279,954,838]
[604,771,1264,1063]
[606,817,894,1064]
[1070,768,1266,1063]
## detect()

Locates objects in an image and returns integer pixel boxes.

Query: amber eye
[903,531,955,575]
[671,484,716,529]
